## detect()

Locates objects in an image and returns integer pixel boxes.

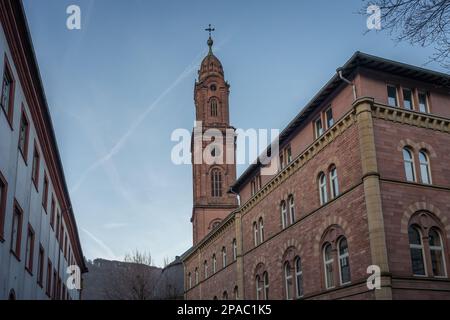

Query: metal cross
[205,24,215,37]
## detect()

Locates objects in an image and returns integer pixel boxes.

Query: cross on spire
[205,24,215,37]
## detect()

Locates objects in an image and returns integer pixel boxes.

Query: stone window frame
[254,263,269,300]
[407,211,449,278]
[320,225,351,290]
[281,246,302,300]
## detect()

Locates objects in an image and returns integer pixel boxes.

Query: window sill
[25,267,33,276]
[18,148,28,165]
[0,105,13,130]
[10,249,21,261]
[32,179,39,192]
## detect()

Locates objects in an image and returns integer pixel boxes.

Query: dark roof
[231,51,450,191]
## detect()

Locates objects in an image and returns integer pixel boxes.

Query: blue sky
[22,0,445,266]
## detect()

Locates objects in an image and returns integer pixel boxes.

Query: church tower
[191,26,238,245]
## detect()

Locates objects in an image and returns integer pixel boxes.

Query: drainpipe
[337,67,357,101]
[228,187,241,207]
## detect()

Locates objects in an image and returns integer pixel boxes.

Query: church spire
[205,24,215,55]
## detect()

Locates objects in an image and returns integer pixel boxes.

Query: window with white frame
[408,226,426,276]
[323,243,334,289]
[253,222,259,247]
[387,85,398,107]
[211,169,223,197]
[281,201,288,229]
[232,239,237,261]
[403,147,416,182]
[419,150,431,184]
[284,262,293,300]
[204,260,208,279]
[315,117,323,138]
[258,218,264,243]
[319,172,328,205]
[263,272,269,300]
[402,88,413,110]
[338,237,351,285]
[222,247,227,268]
[295,257,304,298]
[288,195,295,225]
[255,275,262,300]
[329,166,339,199]
[429,228,446,277]
[418,92,429,113]
[212,254,217,274]
[195,268,199,285]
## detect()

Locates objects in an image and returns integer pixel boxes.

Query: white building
[0,0,87,300]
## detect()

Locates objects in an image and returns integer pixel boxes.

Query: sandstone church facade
[181,32,450,300]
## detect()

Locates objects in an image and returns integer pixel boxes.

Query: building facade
[0,0,87,300]
[182,36,450,299]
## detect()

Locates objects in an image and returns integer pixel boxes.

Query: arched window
[212,254,217,274]
[8,289,16,301]
[429,228,446,277]
[253,222,259,247]
[329,166,339,199]
[211,169,223,197]
[319,172,328,205]
[408,226,426,276]
[323,243,334,289]
[403,147,416,182]
[258,218,264,243]
[232,239,237,261]
[222,247,227,268]
[204,260,208,279]
[213,296,218,300]
[295,257,304,298]
[281,201,288,229]
[234,286,239,300]
[419,150,431,184]
[263,272,269,300]
[284,262,293,300]
[338,237,351,285]
[210,98,218,117]
[188,272,192,289]
[195,268,199,285]
[288,196,295,225]
[255,275,262,300]
[222,291,228,300]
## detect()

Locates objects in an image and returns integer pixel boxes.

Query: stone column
[234,211,245,300]
[354,97,392,300]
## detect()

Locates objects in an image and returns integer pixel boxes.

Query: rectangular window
[403,88,413,110]
[56,212,60,240]
[64,233,68,258]
[18,110,29,161]
[42,174,49,212]
[251,180,256,196]
[325,107,334,129]
[25,224,35,273]
[314,117,323,139]
[50,197,55,229]
[418,92,429,113]
[286,146,292,164]
[52,269,57,300]
[32,143,40,189]
[11,201,23,259]
[1,56,15,124]
[46,260,52,297]
[60,224,64,246]
[279,153,284,170]
[387,85,398,107]
[0,172,7,240]
[37,245,44,287]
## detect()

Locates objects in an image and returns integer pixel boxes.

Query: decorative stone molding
[397,139,437,158]
[313,217,350,257]
[400,202,449,238]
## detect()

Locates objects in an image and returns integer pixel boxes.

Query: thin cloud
[82,228,118,260]
[70,36,231,194]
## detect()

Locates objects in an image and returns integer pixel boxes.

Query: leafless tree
[103,250,160,300]
[363,0,450,68]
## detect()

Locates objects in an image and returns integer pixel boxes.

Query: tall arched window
[253,222,259,247]
[211,169,223,197]
[234,286,239,300]
[338,237,351,284]
[419,150,432,184]
[284,262,293,300]
[403,147,416,182]
[323,243,334,289]
[222,291,228,300]
[222,247,227,268]
[408,226,426,276]
[329,166,339,199]
[288,196,295,225]
[319,172,328,205]
[232,239,237,261]
[212,254,217,274]
[429,228,446,277]
[281,201,288,229]
[295,257,304,298]
[255,276,262,300]
[195,268,199,285]
[258,218,264,243]
[204,260,208,279]
[210,98,218,117]
[263,272,269,300]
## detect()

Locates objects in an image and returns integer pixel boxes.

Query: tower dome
[198,27,224,81]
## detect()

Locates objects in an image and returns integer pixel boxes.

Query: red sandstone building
[181,34,450,300]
